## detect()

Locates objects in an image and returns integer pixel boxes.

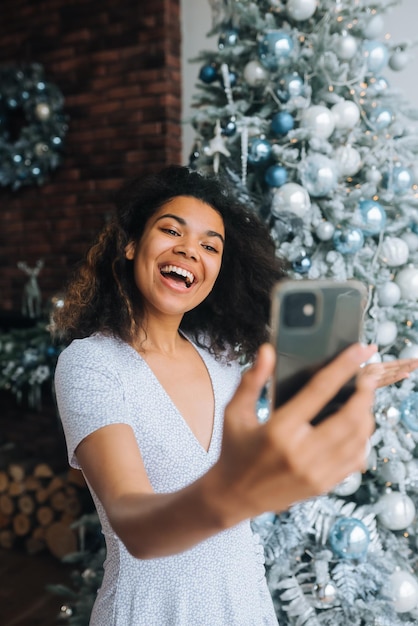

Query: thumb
[227,343,276,425]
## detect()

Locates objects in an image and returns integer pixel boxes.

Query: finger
[227,343,276,425]
[271,343,377,427]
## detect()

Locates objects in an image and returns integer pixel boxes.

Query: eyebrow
[155,213,225,244]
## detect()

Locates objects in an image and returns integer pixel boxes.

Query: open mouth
[160,264,195,288]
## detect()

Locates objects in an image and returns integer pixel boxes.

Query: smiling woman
[51,166,378,626]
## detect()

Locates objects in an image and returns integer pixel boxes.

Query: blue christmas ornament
[218,27,239,49]
[293,254,311,274]
[248,138,272,165]
[221,118,237,137]
[333,227,364,254]
[199,64,218,84]
[258,31,294,69]
[363,40,389,73]
[382,165,413,195]
[265,164,288,188]
[271,111,295,135]
[256,395,270,423]
[299,154,338,197]
[367,75,389,94]
[359,199,386,235]
[400,393,418,431]
[329,517,370,560]
[370,106,394,130]
[276,72,304,102]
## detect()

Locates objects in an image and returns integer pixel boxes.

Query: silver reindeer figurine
[17,259,44,318]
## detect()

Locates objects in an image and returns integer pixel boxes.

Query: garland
[0,63,68,190]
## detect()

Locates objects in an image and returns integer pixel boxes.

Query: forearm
[107,464,243,559]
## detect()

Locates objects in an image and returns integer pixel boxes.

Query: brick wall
[0,0,182,312]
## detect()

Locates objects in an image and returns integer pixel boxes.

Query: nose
[173,239,200,261]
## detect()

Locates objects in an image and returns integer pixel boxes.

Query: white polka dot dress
[54,334,278,626]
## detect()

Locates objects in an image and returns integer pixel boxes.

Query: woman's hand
[211,343,378,526]
[359,357,418,388]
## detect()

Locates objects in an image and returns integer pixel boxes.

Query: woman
[53,165,413,625]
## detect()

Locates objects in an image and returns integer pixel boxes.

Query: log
[24,475,42,492]
[50,490,67,512]
[8,460,36,482]
[36,505,55,527]
[17,494,36,516]
[0,528,14,549]
[12,512,32,537]
[45,521,78,558]
[0,494,15,516]
[45,476,65,496]
[33,463,54,479]
[9,481,25,497]
[0,470,9,493]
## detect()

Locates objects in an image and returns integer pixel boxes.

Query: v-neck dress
[54,333,278,626]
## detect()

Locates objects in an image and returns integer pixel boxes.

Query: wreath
[0,63,68,190]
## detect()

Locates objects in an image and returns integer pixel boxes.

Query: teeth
[160,265,195,285]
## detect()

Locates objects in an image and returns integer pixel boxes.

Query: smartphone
[269,279,367,425]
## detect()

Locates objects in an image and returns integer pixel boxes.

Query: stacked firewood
[0,460,92,558]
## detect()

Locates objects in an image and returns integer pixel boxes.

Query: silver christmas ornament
[376,320,397,346]
[286,0,317,21]
[389,570,418,613]
[377,281,401,306]
[316,221,335,241]
[379,237,409,267]
[271,182,311,218]
[395,267,418,300]
[335,32,357,61]
[331,100,360,130]
[301,105,335,139]
[333,471,362,496]
[377,491,416,530]
[243,60,269,87]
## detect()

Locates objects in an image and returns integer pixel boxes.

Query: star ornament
[207,119,231,173]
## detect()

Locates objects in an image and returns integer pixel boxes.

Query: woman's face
[125,195,225,319]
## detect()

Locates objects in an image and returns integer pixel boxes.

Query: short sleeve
[54,338,131,469]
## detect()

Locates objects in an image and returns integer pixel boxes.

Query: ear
[125,241,136,260]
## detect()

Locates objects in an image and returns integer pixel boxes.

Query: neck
[132,312,185,357]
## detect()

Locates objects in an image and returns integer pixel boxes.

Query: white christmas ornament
[401,232,418,253]
[271,183,311,218]
[389,570,418,613]
[333,471,362,496]
[399,344,418,360]
[365,166,382,184]
[331,100,360,130]
[335,145,362,177]
[389,50,409,72]
[377,282,401,306]
[243,60,269,86]
[301,105,335,139]
[286,0,317,21]
[363,14,385,39]
[376,320,397,346]
[316,221,335,241]
[395,267,418,300]
[379,237,409,267]
[335,33,357,60]
[377,492,416,530]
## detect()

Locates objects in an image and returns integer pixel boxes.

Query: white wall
[180,0,418,164]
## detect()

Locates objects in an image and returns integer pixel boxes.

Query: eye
[202,243,219,253]
[161,227,180,237]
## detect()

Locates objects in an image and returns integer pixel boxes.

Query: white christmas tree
[187,1,418,624]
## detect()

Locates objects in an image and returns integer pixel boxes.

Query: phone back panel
[270,280,366,425]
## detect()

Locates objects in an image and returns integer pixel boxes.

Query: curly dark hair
[53,165,288,361]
